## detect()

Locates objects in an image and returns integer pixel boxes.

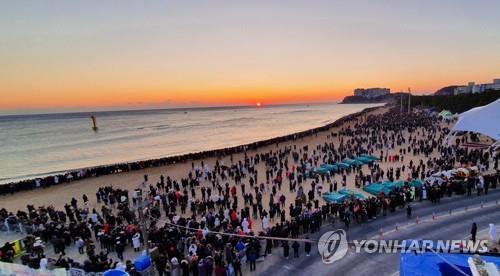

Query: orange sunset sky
[1,1,499,114]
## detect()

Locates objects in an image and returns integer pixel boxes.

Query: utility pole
[400,93,403,113]
[407,88,411,113]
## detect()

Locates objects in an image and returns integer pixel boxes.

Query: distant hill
[434,85,459,96]
[341,93,407,104]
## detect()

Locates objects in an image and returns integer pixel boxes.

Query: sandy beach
[0,105,442,227]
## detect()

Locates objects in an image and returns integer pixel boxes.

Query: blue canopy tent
[320,163,338,172]
[336,162,351,169]
[409,179,423,188]
[342,158,364,166]
[338,188,366,200]
[355,156,373,164]
[363,182,393,196]
[322,192,347,203]
[314,167,330,175]
[385,180,404,190]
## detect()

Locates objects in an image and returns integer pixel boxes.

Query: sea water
[0,103,380,184]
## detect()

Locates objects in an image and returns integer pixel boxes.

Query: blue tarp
[400,252,500,276]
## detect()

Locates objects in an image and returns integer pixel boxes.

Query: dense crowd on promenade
[1,106,499,275]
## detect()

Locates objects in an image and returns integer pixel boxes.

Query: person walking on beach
[406,204,412,218]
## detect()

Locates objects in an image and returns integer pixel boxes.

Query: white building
[454,78,500,95]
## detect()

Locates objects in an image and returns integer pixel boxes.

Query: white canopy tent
[445,98,500,143]
[444,98,500,154]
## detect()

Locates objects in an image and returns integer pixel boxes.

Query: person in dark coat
[304,237,312,256]
[283,241,290,260]
[292,241,300,258]
[155,254,167,276]
[471,222,478,243]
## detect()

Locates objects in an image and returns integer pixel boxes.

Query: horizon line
[0,100,346,117]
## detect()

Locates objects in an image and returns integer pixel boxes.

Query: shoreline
[0,104,385,195]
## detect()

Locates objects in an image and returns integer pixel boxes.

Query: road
[256,189,500,276]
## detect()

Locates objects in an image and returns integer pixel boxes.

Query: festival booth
[400,252,500,276]
[426,166,479,186]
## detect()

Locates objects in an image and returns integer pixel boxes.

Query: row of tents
[312,154,380,176]
[363,179,423,196]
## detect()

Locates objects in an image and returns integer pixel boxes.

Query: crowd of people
[0,105,499,275]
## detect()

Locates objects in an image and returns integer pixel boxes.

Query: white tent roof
[451,99,500,140]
